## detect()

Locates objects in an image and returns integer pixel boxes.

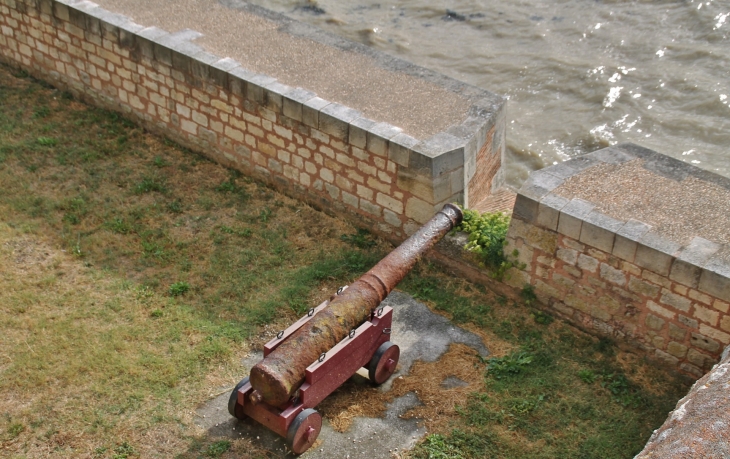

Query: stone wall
[505,143,730,376]
[0,0,505,240]
[636,345,730,458]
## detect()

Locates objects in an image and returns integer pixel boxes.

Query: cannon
[228,203,463,454]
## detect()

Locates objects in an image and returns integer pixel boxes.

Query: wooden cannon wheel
[227,376,249,420]
[287,408,322,455]
[368,341,400,386]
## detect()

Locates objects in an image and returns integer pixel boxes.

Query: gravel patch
[554,159,730,246]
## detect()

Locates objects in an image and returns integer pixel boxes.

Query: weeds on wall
[453,207,523,280]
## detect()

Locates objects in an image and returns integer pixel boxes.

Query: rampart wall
[0,0,505,240]
[505,143,730,376]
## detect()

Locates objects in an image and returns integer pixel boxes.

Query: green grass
[403,265,689,459]
[0,63,689,458]
[0,64,389,457]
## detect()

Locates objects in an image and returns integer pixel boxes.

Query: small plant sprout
[169,281,190,297]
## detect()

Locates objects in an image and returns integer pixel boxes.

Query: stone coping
[636,344,730,458]
[513,143,730,303]
[78,0,505,180]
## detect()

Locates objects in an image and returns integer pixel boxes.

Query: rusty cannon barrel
[249,203,463,406]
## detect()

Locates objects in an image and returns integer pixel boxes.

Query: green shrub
[453,207,521,279]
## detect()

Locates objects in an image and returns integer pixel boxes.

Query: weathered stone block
[699,324,730,345]
[651,335,666,349]
[716,299,730,313]
[694,305,719,326]
[405,196,433,224]
[513,194,539,225]
[280,87,313,123]
[667,341,687,359]
[655,349,679,366]
[564,265,582,278]
[646,314,665,331]
[367,122,402,158]
[628,276,660,298]
[648,300,675,319]
[668,322,686,340]
[577,254,598,273]
[348,117,376,149]
[503,267,531,289]
[691,332,720,353]
[557,198,595,240]
[565,294,589,314]
[301,96,329,129]
[536,193,569,231]
[660,289,691,313]
[553,273,575,290]
[679,314,699,329]
[386,133,418,168]
[319,103,360,141]
[580,210,623,253]
[556,247,578,265]
[535,279,562,300]
[600,262,626,286]
[525,225,558,254]
[669,259,701,289]
[698,256,730,303]
[635,232,681,277]
[679,362,703,377]
[397,169,433,202]
[686,348,713,368]
[563,238,585,252]
[721,315,730,332]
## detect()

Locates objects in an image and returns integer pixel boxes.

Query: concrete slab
[193,291,488,457]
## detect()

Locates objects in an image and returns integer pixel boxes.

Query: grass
[401,265,689,459]
[0,64,690,458]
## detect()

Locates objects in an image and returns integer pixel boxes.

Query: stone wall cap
[414,132,462,159]
[246,73,277,87]
[583,209,624,233]
[587,144,637,165]
[320,103,361,124]
[264,80,293,98]
[617,218,652,242]
[678,237,722,267]
[391,132,420,150]
[211,57,241,73]
[540,193,570,212]
[560,198,595,218]
[137,26,169,42]
[638,231,683,257]
[284,87,318,104]
[369,122,403,141]
[303,96,330,111]
[519,170,565,201]
[703,252,730,278]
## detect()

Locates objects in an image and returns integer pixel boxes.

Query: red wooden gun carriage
[227,204,462,454]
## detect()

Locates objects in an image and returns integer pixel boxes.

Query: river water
[242,0,729,188]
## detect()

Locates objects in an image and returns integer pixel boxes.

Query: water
[242,0,730,188]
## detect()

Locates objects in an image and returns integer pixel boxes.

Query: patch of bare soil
[318,343,486,434]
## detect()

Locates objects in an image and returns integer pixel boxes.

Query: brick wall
[505,144,730,376]
[0,0,505,240]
